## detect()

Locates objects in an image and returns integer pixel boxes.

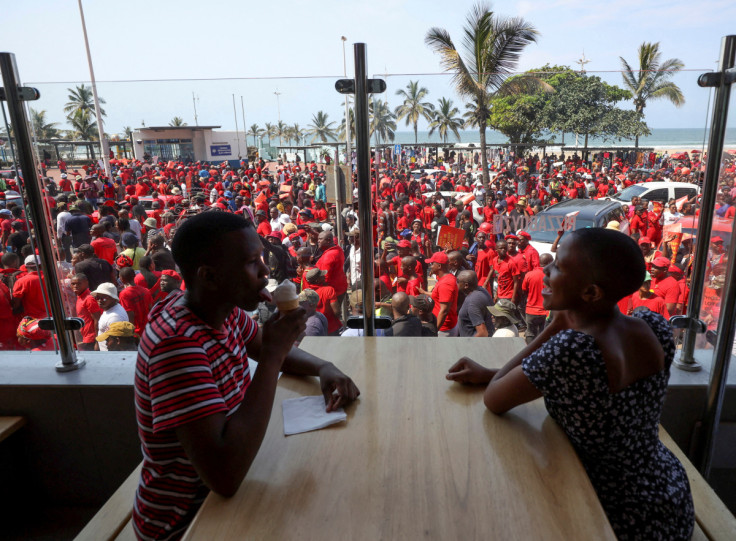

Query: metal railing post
[0,52,84,372]
[689,35,736,476]
[353,43,375,337]
[676,35,736,371]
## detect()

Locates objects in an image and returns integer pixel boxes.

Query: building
[132,126,251,163]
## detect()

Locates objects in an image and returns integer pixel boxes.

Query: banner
[436,225,465,251]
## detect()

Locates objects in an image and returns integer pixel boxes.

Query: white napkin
[282,396,347,436]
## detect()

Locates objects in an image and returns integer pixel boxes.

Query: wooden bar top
[183,337,615,540]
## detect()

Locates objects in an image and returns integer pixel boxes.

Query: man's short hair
[172,211,253,281]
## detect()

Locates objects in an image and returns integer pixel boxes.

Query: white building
[132,126,251,163]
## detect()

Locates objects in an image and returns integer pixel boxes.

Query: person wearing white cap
[91,282,129,351]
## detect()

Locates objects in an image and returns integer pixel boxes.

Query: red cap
[397,240,411,248]
[426,252,449,264]
[504,234,519,241]
[712,236,724,243]
[517,231,531,239]
[267,231,283,241]
[161,269,181,280]
[652,257,671,268]
[638,236,651,245]
[668,265,682,274]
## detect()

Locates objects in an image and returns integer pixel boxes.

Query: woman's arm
[483,311,573,414]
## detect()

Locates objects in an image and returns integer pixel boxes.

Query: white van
[611,181,699,205]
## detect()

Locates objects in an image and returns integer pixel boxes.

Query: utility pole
[342,36,352,169]
[576,50,591,74]
[274,90,282,148]
[192,92,199,126]
[77,0,110,179]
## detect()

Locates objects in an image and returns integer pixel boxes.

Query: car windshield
[525,216,596,243]
[614,184,648,202]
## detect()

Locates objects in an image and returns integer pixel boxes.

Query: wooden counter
[183,337,615,540]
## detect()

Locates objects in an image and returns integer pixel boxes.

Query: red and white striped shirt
[133,290,257,540]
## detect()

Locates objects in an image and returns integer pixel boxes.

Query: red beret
[161,270,181,280]
[652,257,671,268]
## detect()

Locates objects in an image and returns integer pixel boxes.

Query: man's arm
[511,275,521,306]
[436,301,449,330]
[174,309,306,497]
[473,323,489,338]
[247,320,360,412]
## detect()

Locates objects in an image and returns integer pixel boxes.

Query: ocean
[386,128,736,150]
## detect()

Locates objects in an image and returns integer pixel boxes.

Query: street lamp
[341,36,352,169]
[274,90,282,147]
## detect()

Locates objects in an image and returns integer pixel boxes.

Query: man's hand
[261,308,307,365]
[318,362,360,412]
[446,357,496,385]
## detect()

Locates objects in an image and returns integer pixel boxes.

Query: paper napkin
[282,396,347,436]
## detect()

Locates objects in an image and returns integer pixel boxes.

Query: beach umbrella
[691,150,701,154]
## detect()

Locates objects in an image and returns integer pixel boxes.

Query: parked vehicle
[611,181,699,205]
[522,199,629,257]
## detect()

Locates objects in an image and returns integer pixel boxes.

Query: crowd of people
[0,145,733,351]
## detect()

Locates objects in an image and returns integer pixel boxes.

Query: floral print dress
[522,310,694,540]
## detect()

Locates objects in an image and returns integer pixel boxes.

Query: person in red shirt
[90,223,118,265]
[16,316,54,351]
[12,255,47,320]
[522,253,552,344]
[0,279,18,349]
[629,206,648,239]
[517,231,540,270]
[629,272,666,316]
[304,268,342,334]
[419,251,458,336]
[315,230,348,301]
[255,210,272,237]
[505,234,528,276]
[650,257,680,317]
[70,273,102,350]
[118,267,154,335]
[489,240,521,305]
[397,256,421,296]
[668,265,689,314]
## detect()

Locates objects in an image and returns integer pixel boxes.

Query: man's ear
[196,265,219,291]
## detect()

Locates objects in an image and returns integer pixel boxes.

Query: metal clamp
[698,67,736,88]
[37,317,85,332]
[0,86,40,101]
[669,315,708,334]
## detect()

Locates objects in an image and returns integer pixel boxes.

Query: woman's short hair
[570,228,646,302]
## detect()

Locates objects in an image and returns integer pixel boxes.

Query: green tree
[169,116,187,127]
[68,110,98,159]
[370,100,397,144]
[620,42,684,147]
[276,121,286,147]
[247,124,265,147]
[30,109,60,140]
[426,2,547,186]
[394,80,435,143]
[308,111,337,143]
[487,91,547,147]
[264,123,275,146]
[64,84,106,120]
[291,123,305,146]
[337,101,355,143]
[428,98,463,143]
[123,126,133,139]
[538,67,649,151]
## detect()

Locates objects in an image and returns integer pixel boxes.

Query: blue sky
[3,0,735,136]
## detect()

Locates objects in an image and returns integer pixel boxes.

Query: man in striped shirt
[133,212,360,540]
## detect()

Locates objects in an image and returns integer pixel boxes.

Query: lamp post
[274,90,282,148]
[77,0,110,179]
[342,37,352,169]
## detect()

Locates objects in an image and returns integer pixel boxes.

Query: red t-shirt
[316,246,347,296]
[519,244,540,271]
[12,272,47,319]
[257,220,272,237]
[652,275,680,317]
[91,236,118,265]
[492,255,520,300]
[75,288,102,344]
[630,293,666,315]
[133,290,257,540]
[431,273,458,331]
[522,268,547,316]
[313,284,341,333]
[119,284,154,336]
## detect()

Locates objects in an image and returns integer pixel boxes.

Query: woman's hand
[446,357,496,385]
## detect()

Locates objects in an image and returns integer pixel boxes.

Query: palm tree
[247,124,265,147]
[620,42,685,147]
[68,110,98,159]
[123,126,133,140]
[276,121,287,147]
[264,123,275,146]
[428,98,464,143]
[291,123,305,146]
[394,80,435,143]
[64,84,106,120]
[337,102,355,143]
[169,116,187,127]
[308,111,337,143]
[30,109,60,140]
[425,2,546,186]
[370,100,397,144]
[283,126,295,146]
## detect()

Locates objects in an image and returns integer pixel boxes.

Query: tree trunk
[479,123,489,188]
[414,123,418,144]
[635,133,639,149]
[584,133,589,162]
